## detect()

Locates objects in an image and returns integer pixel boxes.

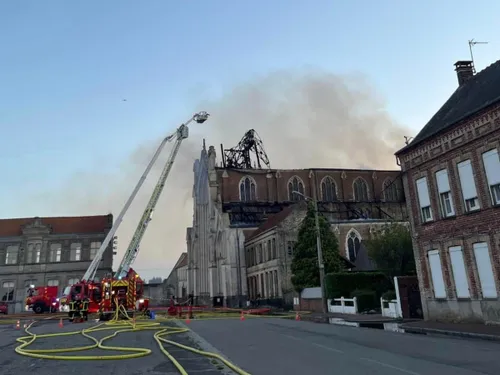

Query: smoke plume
[29,69,410,280]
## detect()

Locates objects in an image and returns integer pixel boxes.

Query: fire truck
[58,111,209,321]
[25,285,59,313]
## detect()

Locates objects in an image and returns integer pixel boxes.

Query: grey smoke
[28,69,410,279]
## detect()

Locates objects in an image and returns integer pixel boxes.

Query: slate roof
[396,59,500,155]
[245,206,296,241]
[173,252,188,269]
[0,215,112,237]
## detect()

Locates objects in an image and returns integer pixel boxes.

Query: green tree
[364,222,415,284]
[291,202,344,292]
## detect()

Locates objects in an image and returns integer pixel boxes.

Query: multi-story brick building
[0,215,114,313]
[242,168,407,306]
[395,60,500,323]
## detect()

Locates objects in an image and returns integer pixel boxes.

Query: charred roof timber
[220,129,271,169]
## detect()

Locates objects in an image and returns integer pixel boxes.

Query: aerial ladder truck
[57,111,209,321]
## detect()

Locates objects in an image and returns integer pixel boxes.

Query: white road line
[311,342,344,353]
[281,333,344,353]
[360,357,421,375]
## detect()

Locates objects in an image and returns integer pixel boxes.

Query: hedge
[325,271,390,299]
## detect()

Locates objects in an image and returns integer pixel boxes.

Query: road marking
[360,357,421,375]
[311,342,344,353]
[281,334,344,353]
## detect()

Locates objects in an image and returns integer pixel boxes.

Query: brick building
[0,215,114,313]
[395,60,500,323]
[242,168,407,306]
[188,132,408,307]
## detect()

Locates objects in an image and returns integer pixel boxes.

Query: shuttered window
[428,250,446,298]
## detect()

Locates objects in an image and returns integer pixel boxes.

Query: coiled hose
[15,304,251,375]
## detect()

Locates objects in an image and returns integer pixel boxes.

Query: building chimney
[454,61,474,86]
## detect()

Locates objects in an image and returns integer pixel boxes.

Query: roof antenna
[468,39,488,74]
[404,136,413,145]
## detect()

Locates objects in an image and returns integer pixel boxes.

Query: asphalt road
[183,317,500,375]
[0,318,227,375]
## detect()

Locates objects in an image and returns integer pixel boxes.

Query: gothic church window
[321,176,337,201]
[239,176,257,202]
[383,179,399,201]
[288,176,305,201]
[353,177,369,201]
[346,230,361,262]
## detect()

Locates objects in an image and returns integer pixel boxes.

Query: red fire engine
[58,111,209,321]
[25,285,59,313]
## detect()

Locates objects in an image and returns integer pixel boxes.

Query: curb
[400,325,500,342]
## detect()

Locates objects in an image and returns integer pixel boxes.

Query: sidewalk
[296,311,406,323]
[400,320,500,341]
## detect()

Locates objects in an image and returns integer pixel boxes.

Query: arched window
[353,178,369,201]
[346,230,361,262]
[383,179,399,201]
[239,176,256,201]
[321,176,337,201]
[288,176,305,201]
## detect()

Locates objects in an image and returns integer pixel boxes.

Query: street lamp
[292,190,328,315]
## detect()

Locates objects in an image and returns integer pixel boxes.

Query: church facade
[187,133,408,307]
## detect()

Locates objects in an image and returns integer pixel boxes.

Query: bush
[324,271,390,299]
[350,289,377,312]
[382,290,397,301]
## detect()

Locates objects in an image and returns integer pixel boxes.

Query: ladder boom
[82,133,176,282]
[115,125,187,278]
[114,111,209,279]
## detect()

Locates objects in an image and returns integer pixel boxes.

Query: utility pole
[293,191,328,314]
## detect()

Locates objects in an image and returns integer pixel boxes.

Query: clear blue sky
[1,1,498,277]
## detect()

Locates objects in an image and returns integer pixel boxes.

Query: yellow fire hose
[14,304,252,375]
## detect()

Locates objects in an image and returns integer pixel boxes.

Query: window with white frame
[427,250,446,298]
[481,149,500,205]
[473,242,498,298]
[5,245,19,265]
[90,242,101,260]
[1,282,15,302]
[448,246,470,298]
[239,176,256,202]
[26,241,42,264]
[47,279,59,287]
[272,238,277,259]
[416,177,433,222]
[457,159,480,212]
[49,243,61,262]
[435,169,455,217]
[70,243,81,261]
[67,278,79,286]
[346,230,361,262]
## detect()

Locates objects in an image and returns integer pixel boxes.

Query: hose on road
[14,305,251,375]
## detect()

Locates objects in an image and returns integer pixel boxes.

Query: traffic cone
[295,312,301,321]
[186,317,191,324]
[240,311,245,321]
[58,318,64,328]
[15,320,20,329]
